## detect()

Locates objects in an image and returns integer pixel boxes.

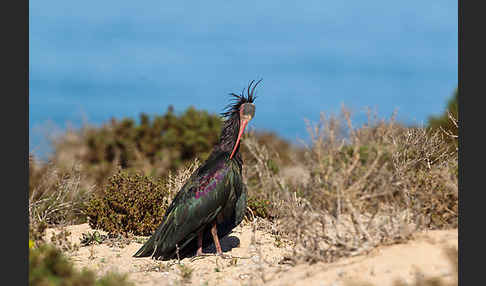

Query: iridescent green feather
[133,153,243,259]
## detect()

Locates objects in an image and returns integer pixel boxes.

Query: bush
[48,106,298,192]
[242,132,288,220]
[240,130,303,166]
[29,220,48,247]
[247,196,273,220]
[428,88,459,151]
[392,127,458,229]
[85,169,172,236]
[80,107,222,186]
[241,106,458,264]
[29,243,133,286]
[428,88,458,136]
[29,155,93,227]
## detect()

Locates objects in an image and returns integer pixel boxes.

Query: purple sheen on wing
[195,168,228,199]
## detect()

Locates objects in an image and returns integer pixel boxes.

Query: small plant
[50,228,79,252]
[138,261,171,272]
[105,234,132,249]
[95,272,135,286]
[88,246,96,260]
[228,257,238,267]
[80,231,108,246]
[177,263,193,283]
[134,236,148,244]
[29,243,134,286]
[274,235,284,248]
[247,196,273,220]
[158,262,171,272]
[29,220,47,247]
[88,245,96,260]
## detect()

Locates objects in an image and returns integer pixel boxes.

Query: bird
[133,79,261,260]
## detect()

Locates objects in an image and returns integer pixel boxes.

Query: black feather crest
[221,79,262,118]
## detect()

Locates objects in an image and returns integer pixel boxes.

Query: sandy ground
[45,223,457,286]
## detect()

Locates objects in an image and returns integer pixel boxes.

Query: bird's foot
[190,252,217,262]
[218,253,253,260]
[190,256,205,262]
[190,252,251,262]
[217,252,231,259]
[196,248,216,257]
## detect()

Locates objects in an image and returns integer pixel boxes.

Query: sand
[45,222,457,286]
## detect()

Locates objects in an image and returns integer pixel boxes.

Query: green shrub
[247,196,273,219]
[85,169,172,236]
[29,243,133,286]
[81,107,222,186]
[428,88,458,152]
[428,88,458,134]
[80,231,108,247]
[29,220,48,247]
[49,106,297,192]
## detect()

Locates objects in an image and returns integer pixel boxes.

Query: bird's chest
[220,167,243,214]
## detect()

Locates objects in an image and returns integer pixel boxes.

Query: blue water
[29,0,457,159]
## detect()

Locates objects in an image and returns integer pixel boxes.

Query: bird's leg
[210,220,223,256]
[217,212,224,224]
[191,220,242,261]
[196,231,204,256]
[191,225,224,262]
[193,228,218,260]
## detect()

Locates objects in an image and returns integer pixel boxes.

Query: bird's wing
[138,160,234,258]
[234,183,248,226]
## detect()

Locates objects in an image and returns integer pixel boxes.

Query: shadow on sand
[173,235,241,260]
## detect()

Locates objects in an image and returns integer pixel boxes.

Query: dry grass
[177,263,194,283]
[29,158,94,228]
[30,104,458,270]
[242,106,458,264]
[29,155,95,249]
[164,158,201,201]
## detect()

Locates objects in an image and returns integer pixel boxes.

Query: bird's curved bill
[229,116,250,159]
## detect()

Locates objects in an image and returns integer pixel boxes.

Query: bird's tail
[133,234,157,257]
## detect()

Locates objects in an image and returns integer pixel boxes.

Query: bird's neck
[218,114,242,159]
